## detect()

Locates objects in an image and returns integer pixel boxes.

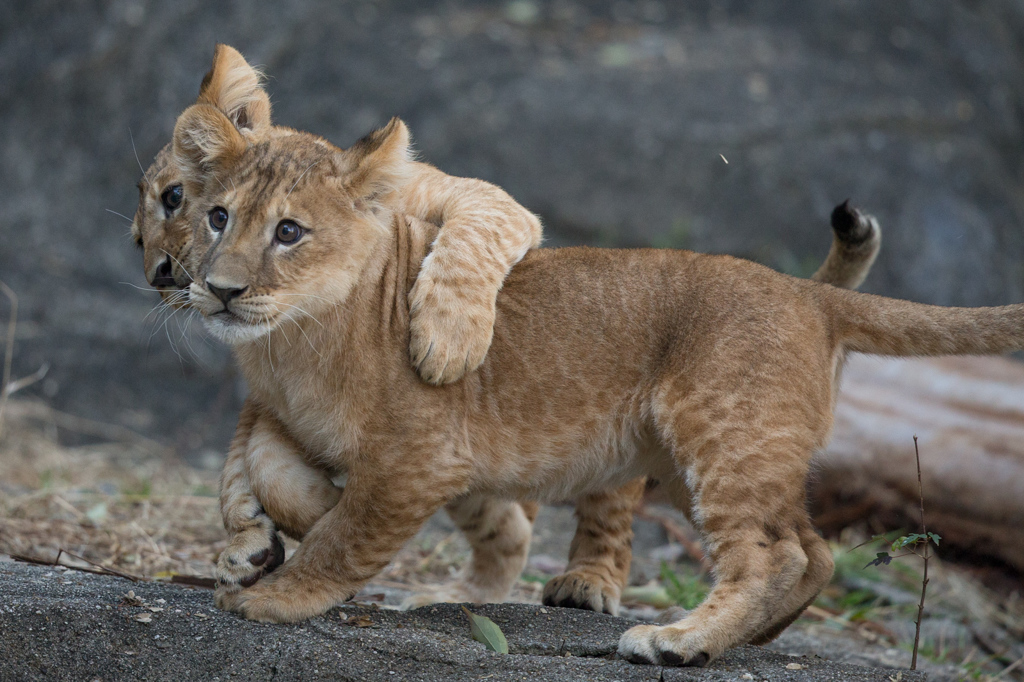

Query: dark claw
[265,533,285,573]
[688,652,709,667]
[240,572,262,588]
[248,548,269,567]
[626,653,655,665]
[660,650,687,666]
[660,650,709,667]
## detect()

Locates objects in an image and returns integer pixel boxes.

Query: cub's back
[469,246,834,435]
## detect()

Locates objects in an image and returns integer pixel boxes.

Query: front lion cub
[173,103,1024,666]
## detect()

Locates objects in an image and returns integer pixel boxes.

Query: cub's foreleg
[403,496,538,609]
[216,399,341,605]
[220,434,469,623]
[543,479,646,616]
[403,167,542,385]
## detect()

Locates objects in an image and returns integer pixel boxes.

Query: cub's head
[132,144,191,297]
[131,44,274,304]
[172,103,413,345]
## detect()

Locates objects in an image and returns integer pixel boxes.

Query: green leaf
[927,532,941,546]
[462,606,508,654]
[866,552,893,568]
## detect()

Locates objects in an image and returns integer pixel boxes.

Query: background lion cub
[168,99,1024,666]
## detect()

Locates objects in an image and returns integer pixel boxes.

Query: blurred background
[2,0,1024,460]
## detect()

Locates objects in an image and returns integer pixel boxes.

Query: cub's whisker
[130,128,151,189]
[272,300,325,329]
[106,208,134,224]
[160,249,195,283]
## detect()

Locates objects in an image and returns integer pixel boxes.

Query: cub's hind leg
[403,495,537,609]
[748,520,834,645]
[619,397,823,666]
[543,479,646,616]
[216,399,341,604]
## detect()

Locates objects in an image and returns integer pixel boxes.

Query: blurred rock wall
[2,0,1024,459]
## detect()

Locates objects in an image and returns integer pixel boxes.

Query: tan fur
[167,108,1022,666]
[136,46,882,623]
[542,203,881,617]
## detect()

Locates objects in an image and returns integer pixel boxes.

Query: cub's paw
[215,525,285,603]
[617,623,714,667]
[408,275,496,386]
[219,569,347,623]
[542,570,621,616]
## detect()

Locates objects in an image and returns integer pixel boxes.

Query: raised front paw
[617,623,713,667]
[408,273,496,385]
[215,524,285,605]
[542,569,622,616]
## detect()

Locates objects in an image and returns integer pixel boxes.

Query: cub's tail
[822,288,1024,357]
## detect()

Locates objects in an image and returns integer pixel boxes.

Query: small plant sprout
[862,436,940,671]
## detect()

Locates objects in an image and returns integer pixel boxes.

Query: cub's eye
[160,184,184,212]
[209,207,229,231]
[275,220,303,244]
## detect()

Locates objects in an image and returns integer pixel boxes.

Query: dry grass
[0,399,226,579]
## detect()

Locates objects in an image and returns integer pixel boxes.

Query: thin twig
[59,549,144,582]
[911,435,929,671]
[11,548,216,589]
[4,362,49,397]
[0,280,17,438]
[995,652,1024,679]
[10,551,143,582]
[169,575,216,589]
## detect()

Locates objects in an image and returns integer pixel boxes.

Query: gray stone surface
[0,561,925,681]
[2,0,1024,455]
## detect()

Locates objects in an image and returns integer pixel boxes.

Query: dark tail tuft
[830,200,874,245]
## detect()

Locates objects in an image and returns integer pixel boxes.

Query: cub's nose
[206,280,248,306]
[150,257,177,288]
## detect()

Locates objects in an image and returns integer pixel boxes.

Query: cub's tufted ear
[345,117,414,205]
[197,44,272,134]
[172,104,247,192]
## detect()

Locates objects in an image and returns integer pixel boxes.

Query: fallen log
[812,355,1024,573]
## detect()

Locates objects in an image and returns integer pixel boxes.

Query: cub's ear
[197,44,272,133]
[346,117,414,204]
[172,104,246,191]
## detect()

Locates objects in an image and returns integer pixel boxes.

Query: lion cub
[139,45,883,613]
[170,101,1024,666]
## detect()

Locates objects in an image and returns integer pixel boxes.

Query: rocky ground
[3,399,1022,680]
[1,560,928,682]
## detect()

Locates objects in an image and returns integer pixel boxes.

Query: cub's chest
[246,359,361,464]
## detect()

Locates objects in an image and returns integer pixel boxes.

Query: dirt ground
[2,397,1023,680]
